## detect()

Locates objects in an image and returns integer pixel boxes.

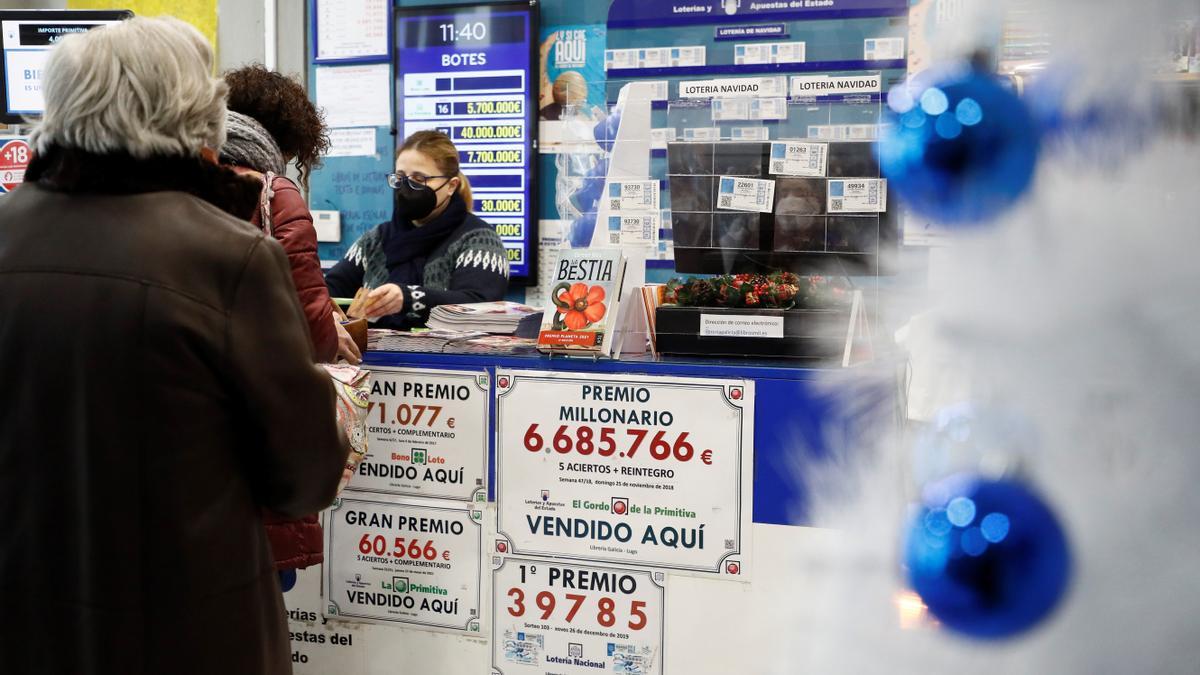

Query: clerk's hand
[364,283,405,319]
[334,319,362,364]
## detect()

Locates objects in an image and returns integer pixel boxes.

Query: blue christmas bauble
[1023,63,1153,163]
[878,65,1040,225]
[568,212,598,248]
[568,157,610,215]
[905,474,1070,639]
[912,403,1039,487]
[593,111,622,151]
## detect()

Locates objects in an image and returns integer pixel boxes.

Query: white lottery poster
[495,370,753,578]
[323,497,485,634]
[491,557,665,675]
[354,367,489,502]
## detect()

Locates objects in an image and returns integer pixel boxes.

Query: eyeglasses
[386,172,453,190]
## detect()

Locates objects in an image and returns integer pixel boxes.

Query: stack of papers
[443,335,539,355]
[367,328,486,353]
[426,301,543,336]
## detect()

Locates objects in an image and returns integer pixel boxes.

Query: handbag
[259,172,371,493]
[323,363,371,493]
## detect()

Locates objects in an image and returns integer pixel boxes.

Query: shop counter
[363,350,892,526]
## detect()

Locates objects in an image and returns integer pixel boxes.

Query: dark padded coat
[0,150,349,675]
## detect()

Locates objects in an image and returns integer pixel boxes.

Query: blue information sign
[607,0,908,28]
[714,23,789,40]
[394,2,538,282]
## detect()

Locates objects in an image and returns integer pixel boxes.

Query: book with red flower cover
[536,247,627,357]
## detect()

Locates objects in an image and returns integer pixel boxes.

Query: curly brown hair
[223,64,329,189]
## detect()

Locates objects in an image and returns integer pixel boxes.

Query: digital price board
[0,10,131,124]
[394,1,538,283]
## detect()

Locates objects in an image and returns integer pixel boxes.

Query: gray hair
[30,16,227,158]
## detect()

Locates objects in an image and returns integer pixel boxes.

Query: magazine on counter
[366,328,486,353]
[426,301,542,336]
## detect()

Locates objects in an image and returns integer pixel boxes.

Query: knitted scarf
[218,110,286,175]
[380,192,468,287]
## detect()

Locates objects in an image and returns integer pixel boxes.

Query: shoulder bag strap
[259,170,277,237]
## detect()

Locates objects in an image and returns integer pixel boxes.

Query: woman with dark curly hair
[220,65,359,367]
[224,64,330,190]
[219,65,360,586]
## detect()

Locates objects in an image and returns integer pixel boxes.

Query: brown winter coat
[0,149,349,675]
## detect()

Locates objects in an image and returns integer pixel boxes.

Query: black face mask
[393,178,450,222]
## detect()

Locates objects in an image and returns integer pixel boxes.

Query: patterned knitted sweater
[325,210,509,329]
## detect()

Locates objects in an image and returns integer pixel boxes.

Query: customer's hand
[334,319,362,364]
[364,283,404,319]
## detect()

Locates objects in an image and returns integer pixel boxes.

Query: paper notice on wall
[314,0,389,61]
[326,128,378,157]
[315,64,392,128]
[0,137,31,193]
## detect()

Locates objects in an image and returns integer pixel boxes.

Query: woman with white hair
[0,16,348,675]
